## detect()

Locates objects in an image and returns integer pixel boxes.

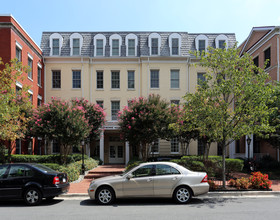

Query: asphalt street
[0,197,279,220]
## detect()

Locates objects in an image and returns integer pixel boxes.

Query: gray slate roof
[40,32,236,57]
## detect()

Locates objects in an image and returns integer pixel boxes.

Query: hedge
[0,154,89,165]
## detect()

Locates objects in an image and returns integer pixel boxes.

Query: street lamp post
[81,140,85,175]
[246,136,252,159]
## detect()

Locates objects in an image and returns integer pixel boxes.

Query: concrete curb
[58,191,280,199]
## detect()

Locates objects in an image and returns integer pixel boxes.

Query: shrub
[126,158,143,171]
[226,159,244,174]
[42,163,61,171]
[208,180,218,190]
[249,171,272,189]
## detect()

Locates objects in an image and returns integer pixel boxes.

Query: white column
[246,135,254,159]
[125,142,130,165]
[100,131,104,164]
[86,143,90,157]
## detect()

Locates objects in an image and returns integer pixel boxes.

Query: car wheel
[173,186,192,204]
[24,187,42,206]
[96,187,115,205]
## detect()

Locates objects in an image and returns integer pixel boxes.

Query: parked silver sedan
[88,162,209,205]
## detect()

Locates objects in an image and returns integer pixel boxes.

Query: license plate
[63,178,66,183]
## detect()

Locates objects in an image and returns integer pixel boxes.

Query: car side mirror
[126,174,133,180]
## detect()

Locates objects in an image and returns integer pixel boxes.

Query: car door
[0,165,10,198]
[153,164,182,197]
[123,165,154,197]
[3,165,35,198]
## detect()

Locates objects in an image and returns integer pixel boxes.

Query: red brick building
[0,14,44,155]
[236,26,280,161]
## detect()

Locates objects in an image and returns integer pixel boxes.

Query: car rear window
[32,164,56,173]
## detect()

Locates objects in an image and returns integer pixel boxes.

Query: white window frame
[15,41,22,62]
[50,33,63,56]
[37,95,42,107]
[170,69,180,89]
[148,33,161,56]
[70,33,83,56]
[109,34,122,56]
[171,137,180,154]
[27,54,33,80]
[96,71,104,89]
[150,69,159,89]
[215,34,228,49]
[72,70,81,89]
[169,33,181,56]
[195,35,208,53]
[125,33,138,56]
[94,34,106,57]
[111,71,120,89]
[37,63,42,86]
[127,70,135,89]
[111,100,120,121]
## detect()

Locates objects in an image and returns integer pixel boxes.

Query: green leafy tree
[0,58,32,161]
[29,98,90,164]
[118,94,173,161]
[186,46,274,187]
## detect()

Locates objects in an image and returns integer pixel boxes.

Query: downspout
[138,58,141,97]
[90,58,93,102]
[147,56,150,96]
[277,33,280,162]
[187,57,190,94]
[81,57,84,97]
[43,57,46,103]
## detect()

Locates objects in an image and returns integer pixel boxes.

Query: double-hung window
[219,40,226,49]
[96,71,104,89]
[128,71,135,89]
[128,39,135,56]
[111,101,120,121]
[150,139,159,154]
[111,71,120,89]
[52,39,60,56]
[96,101,104,109]
[150,70,159,89]
[170,70,179,89]
[16,46,22,62]
[171,138,179,153]
[112,39,119,56]
[72,39,80,55]
[28,57,33,79]
[151,38,159,55]
[172,38,179,55]
[197,72,206,86]
[52,70,61,88]
[96,39,104,56]
[198,40,206,54]
[37,66,42,86]
[264,47,271,68]
[72,70,81,89]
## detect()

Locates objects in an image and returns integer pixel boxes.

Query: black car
[0,163,70,205]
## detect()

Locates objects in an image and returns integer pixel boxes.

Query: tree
[0,58,32,161]
[185,46,274,187]
[29,98,90,164]
[72,98,106,154]
[118,94,173,161]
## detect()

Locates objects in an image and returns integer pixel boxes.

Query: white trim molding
[70,33,83,56]
[16,41,22,50]
[109,34,122,56]
[169,33,182,56]
[125,33,138,56]
[148,33,161,56]
[215,34,228,49]
[94,34,106,57]
[50,33,63,56]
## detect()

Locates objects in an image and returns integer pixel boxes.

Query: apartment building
[0,15,44,155]
[41,31,236,164]
[237,26,280,161]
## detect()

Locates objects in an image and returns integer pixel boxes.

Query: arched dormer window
[148,33,161,56]
[50,33,63,56]
[70,33,83,56]
[125,33,138,56]
[94,34,106,57]
[215,34,228,49]
[109,34,122,56]
[169,33,182,56]
[195,35,208,54]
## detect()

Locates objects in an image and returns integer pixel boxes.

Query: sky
[1,0,280,47]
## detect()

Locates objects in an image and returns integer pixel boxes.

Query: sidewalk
[64,166,280,197]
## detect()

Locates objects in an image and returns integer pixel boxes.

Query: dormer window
[169,33,182,56]
[149,33,161,56]
[215,34,228,49]
[109,34,122,56]
[94,34,106,57]
[126,33,138,56]
[50,33,63,56]
[195,35,208,55]
[70,33,83,56]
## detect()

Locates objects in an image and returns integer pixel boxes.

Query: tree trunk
[222,141,226,189]
[7,141,12,163]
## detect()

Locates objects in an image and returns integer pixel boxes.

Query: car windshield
[32,164,56,173]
